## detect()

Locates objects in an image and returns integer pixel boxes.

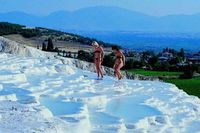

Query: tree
[197,66,200,74]
[153,61,171,71]
[180,69,194,79]
[102,54,115,68]
[42,42,47,51]
[47,38,54,51]
[77,50,93,62]
[179,48,185,58]
[37,45,40,49]
[0,22,23,35]
[169,57,181,65]
[54,47,59,52]
[148,55,158,67]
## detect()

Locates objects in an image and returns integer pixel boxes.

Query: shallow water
[40,95,162,124]
[106,96,162,123]
[0,84,35,104]
[40,97,83,116]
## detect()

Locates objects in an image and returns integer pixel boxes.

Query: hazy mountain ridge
[0,6,200,32]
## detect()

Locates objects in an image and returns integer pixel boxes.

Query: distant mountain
[0,11,39,25]
[1,6,200,32]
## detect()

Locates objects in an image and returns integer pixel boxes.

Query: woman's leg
[115,69,121,80]
[115,63,123,80]
[114,65,120,79]
[96,60,103,78]
[99,62,104,78]
[95,60,100,77]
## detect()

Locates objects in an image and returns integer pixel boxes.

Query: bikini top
[94,50,101,53]
[116,56,123,59]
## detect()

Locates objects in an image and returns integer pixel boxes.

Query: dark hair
[112,46,120,51]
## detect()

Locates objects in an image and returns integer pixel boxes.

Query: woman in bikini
[112,46,125,80]
[92,41,104,79]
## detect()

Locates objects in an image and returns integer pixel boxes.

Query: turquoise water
[0,84,35,104]
[39,95,162,124]
[40,97,83,116]
[106,96,162,123]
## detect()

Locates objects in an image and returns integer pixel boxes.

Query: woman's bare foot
[118,75,123,80]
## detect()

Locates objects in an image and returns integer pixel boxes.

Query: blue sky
[0,0,200,16]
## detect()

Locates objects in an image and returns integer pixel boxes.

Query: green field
[127,69,183,76]
[164,77,200,98]
[127,69,200,98]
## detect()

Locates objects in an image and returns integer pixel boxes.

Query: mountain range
[0,6,200,32]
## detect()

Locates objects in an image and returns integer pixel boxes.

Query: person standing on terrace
[112,46,125,80]
[92,41,104,80]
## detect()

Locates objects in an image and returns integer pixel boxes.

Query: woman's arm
[122,52,126,66]
[113,56,117,69]
[100,47,105,62]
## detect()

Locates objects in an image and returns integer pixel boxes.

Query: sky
[0,0,200,16]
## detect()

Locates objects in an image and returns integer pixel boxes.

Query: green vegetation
[0,22,116,47]
[47,38,54,51]
[127,69,182,76]
[164,77,200,98]
[128,69,200,98]
[0,22,41,38]
[42,42,47,51]
[0,22,23,35]
[103,53,115,68]
[77,50,93,62]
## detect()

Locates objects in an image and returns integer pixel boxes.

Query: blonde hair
[92,41,99,46]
